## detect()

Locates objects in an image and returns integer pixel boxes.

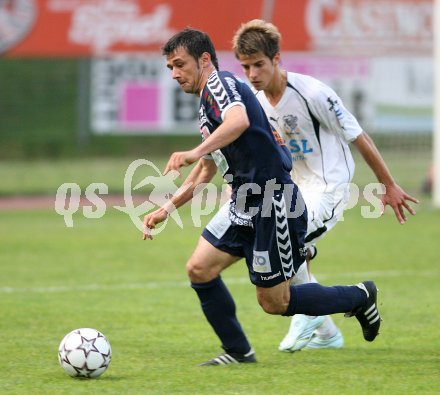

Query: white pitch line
[0,270,437,294]
[0,278,249,294]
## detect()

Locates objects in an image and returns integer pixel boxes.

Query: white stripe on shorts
[273,193,294,280]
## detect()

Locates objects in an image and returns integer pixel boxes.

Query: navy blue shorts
[202,188,308,288]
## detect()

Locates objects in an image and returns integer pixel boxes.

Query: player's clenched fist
[143,208,168,240]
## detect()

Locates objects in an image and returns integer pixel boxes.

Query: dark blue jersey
[199,70,292,201]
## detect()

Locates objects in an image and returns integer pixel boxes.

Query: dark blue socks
[191,276,251,354]
[283,283,367,316]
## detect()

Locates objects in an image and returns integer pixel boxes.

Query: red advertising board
[1,0,433,57]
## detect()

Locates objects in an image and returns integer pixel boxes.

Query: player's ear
[272,52,281,66]
[200,52,211,68]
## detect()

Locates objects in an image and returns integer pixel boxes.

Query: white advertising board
[90,53,433,135]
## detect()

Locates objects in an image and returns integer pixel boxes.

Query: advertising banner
[1,0,433,135]
[90,53,433,135]
[2,0,433,57]
[90,55,200,134]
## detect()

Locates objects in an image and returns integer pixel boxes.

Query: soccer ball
[58,328,112,378]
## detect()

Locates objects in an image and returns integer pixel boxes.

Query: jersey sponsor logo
[289,139,313,157]
[252,250,272,274]
[224,77,241,102]
[229,202,253,227]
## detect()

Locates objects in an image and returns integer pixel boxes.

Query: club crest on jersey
[282,114,299,136]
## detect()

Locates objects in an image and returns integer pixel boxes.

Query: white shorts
[301,185,350,247]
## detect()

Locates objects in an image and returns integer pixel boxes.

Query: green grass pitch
[0,202,439,394]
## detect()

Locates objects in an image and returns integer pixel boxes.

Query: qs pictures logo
[54,159,224,235]
[54,159,189,235]
[55,159,385,235]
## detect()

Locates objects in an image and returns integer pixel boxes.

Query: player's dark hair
[162,28,219,70]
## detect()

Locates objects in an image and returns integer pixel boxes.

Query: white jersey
[255,72,363,194]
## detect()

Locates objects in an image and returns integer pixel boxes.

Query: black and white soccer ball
[58,328,112,378]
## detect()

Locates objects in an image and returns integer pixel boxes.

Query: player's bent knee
[256,283,290,315]
[257,295,286,315]
[186,260,206,282]
[186,259,220,283]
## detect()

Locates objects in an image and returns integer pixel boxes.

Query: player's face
[166,47,204,95]
[238,52,279,91]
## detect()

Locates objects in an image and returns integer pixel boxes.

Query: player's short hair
[162,27,219,70]
[232,19,281,59]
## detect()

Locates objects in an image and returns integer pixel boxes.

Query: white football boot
[278,315,325,352]
[305,330,344,349]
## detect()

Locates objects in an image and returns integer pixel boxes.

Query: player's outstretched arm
[163,150,201,176]
[163,105,248,177]
[352,132,419,224]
